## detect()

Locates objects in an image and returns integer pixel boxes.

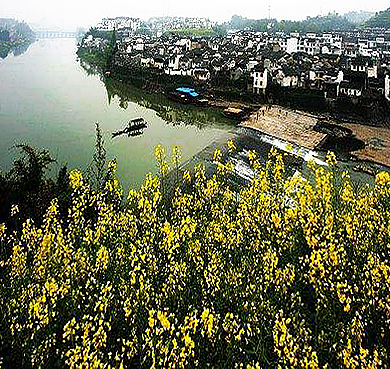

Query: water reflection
[105,76,235,130]
[112,117,148,138]
[78,59,235,130]
[0,41,34,59]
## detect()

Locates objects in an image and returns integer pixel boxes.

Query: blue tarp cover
[176,87,199,97]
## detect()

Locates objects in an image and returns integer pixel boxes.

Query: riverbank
[240,105,327,150]
[163,103,390,200]
[101,65,390,171]
[240,105,390,169]
[114,69,390,172]
[343,123,390,168]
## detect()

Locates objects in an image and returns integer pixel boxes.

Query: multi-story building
[96,17,141,32]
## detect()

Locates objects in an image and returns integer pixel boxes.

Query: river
[0,38,233,189]
[1,38,385,193]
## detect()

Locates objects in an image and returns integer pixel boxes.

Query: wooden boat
[222,107,248,121]
[129,117,147,129]
[168,91,191,104]
[196,98,209,106]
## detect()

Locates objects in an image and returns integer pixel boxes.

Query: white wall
[367,66,377,79]
[336,70,344,83]
[287,37,298,54]
[251,69,268,93]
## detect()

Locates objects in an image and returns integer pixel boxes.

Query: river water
[0,38,233,189]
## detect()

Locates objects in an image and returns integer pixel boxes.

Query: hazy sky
[2,0,389,30]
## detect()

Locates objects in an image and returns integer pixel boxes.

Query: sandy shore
[240,105,327,150]
[343,123,390,168]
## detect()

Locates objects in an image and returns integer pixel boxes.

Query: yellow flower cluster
[1,143,390,368]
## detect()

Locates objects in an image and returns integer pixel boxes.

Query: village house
[193,68,211,82]
[275,67,299,87]
[97,17,141,32]
[82,19,390,106]
[350,56,377,78]
[134,38,145,52]
[339,80,363,97]
[250,66,268,94]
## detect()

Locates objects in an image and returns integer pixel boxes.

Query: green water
[0,38,233,189]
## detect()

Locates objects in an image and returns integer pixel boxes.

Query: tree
[0,144,55,228]
[55,165,72,219]
[9,144,55,193]
[0,29,10,42]
[89,122,107,191]
[106,28,117,70]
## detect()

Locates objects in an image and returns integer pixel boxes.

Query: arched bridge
[34,30,76,39]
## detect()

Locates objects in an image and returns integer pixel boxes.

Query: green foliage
[212,24,228,37]
[366,7,390,28]
[5,145,56,226]
[134,26,153,37]
[0,145,71,231]
[77,49,107,71]
[83,27,112,41]
[9,144,55,192]
[106,28,117,70]
[344,11,375,24]
[0,19,35,59]
[0,19,34,42]
[77,28,117,71]
[165,28,214,37]
[0,29,9,42]
[230,15,272,32]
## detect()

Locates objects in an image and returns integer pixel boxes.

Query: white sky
[1,0,389,30]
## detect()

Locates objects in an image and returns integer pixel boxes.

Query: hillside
[344,11,375,24]
[366,7,390,28]
[228,13,355,34]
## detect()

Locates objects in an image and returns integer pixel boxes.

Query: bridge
[34,30,76,39]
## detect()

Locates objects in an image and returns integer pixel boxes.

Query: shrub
[0,146,389,368]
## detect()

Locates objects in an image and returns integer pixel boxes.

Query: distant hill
[343,11,375,24]
[297,14,355,32]
[228,13,355,34]
[365,7,390,28]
